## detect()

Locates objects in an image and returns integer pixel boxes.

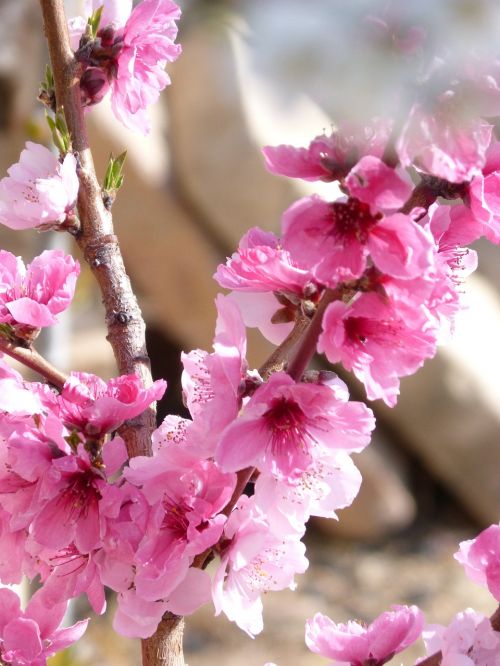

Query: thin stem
[0,337,67,388]
[258,313,311,380]
[287,288,339,381]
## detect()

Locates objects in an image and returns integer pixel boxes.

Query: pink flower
[71,0,181,132]
[318,293,437,406]
[422,609,500,666]
[58,371,166,437]
[215,227,313,294]
[455,524,500,601]
[397,101,492,183]
[181,295,250,458]
[253,449,362,537]
[125,446,234,601]
[468,141,500,244]
[0,143,78,230]
[215,372,374,481]
[0,250,79,330]
[213,496,308,636]
[110,0,182,133]
[263,119,391,182]
[0,587,88,666]
[305,605,424,666]
[282,173,434,288]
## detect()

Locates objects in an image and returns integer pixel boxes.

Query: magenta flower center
[161,498,191,541]
[57,471,100,523]
[263,397,308,455]
[331,198,380,243]
[344,315,403,347]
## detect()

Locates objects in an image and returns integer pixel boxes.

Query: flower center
[331,198,381,244]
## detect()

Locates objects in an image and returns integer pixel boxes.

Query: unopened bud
[80,67,110,107]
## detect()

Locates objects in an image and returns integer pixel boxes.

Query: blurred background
[1,0,500,663]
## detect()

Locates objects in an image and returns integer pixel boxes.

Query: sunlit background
[1,1,500,663]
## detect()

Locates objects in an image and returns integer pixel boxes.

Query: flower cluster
[1,0,500,664]
[69,0,182,133]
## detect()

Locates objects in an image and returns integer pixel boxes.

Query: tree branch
[39,2,173,664]
[0,336,67,388]
[286,288,339,381]
[39,0,156,458]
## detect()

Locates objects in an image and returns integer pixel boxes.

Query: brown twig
[39,0,155,456]
[0,337,67,388]
[258,312,311,380]
[38,2,173,664]
[287,288,340,381]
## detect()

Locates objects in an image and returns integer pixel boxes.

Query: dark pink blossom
[263,120,391,182]
[468,141,500,243]
[282,188,434,288]
[318,293,437,406]
[305,605,424,666]
[0,249,79,329]
[455,524,500,601]
[125,446,234,600]
[215,372,374,481]
[0,143,78,230]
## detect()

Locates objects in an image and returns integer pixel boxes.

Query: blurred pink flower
[306,605,424,666]
[0,587,87,666]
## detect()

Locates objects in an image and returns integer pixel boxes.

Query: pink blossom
[455,524,500,601]
[0,143,78,230]
[58,371,166,437]
[215,227,313,294]
[306,605,424,666]
[468,141,500,244]
[125,446,234,600]
[35,545,106,615]
[263,120,391,182]
[215,372,374,481]
[0,250,79,330]
[110,0,182,133]
[282,190,434,288]
[254,449,362,537]
[397,101,492,183]
[31,448,107,553]
[181,295,250,457]
[113,565,211,639]
[318,293,437,406]
[213,496,308,636]
[422,609,500,666]
[0,587,88,666]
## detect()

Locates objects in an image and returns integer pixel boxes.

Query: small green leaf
[88,5,104,38]
[103,151,127,205]
[45,108,72,156]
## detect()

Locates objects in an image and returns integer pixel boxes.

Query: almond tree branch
[39,0,155,457]
[39,2,180,665]
[0,336,67,388]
